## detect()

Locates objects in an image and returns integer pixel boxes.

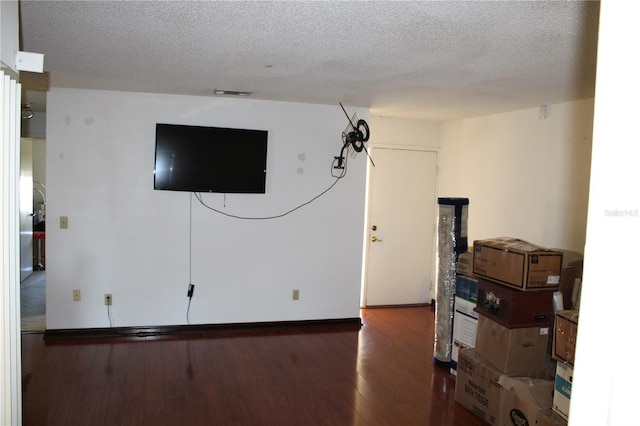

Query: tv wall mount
[335,103,374,169]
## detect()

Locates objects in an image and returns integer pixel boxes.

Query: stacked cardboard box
[476,278,555,329]
[455,349,505,425]
[547,259,581,421]
[475,315,550,376]
[551,310,578,421]
[499,376,556,426]
[456,249,474,277]
[455,237,565,425]
[472,238,561,380]
[473,237,563,290]
[555,250,583,309]
[450,272,479,375]
[455,348,562,426]
[552,362,572,421]
[553,310,579,366]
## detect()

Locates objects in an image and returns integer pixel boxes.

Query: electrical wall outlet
[60,216,68,229]
[105,294,112,306]
[73,289,81,302]
[292,289,300,301]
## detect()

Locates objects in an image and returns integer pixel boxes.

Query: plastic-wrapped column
[433,197,469,367]
[433,204,457,365]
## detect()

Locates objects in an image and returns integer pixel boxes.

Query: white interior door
[364,147,437,306]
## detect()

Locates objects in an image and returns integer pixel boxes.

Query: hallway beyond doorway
[21,271,45,332]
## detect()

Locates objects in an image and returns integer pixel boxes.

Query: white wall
[45,88,367,329]
[368,116,440,149]
[570,2,640,424]
[438,99,594,252]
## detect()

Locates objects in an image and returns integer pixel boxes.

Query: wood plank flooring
[21,306,486,425]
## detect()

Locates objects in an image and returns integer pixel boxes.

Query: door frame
[360,144,439,307]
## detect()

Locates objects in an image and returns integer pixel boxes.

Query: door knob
[371,236,382,243]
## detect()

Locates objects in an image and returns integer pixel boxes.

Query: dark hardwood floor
[21,307,486,426]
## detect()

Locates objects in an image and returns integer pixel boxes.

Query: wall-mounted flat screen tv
[154,123,268,193]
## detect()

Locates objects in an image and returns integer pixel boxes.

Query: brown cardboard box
[473,238,563,290]
[455,348,505,425]
[498,376,554,426]
[555,250,583,308]
[456,249,474,277]
[475,315,550,376]
[553,310,579,367]
[476,278,554,328]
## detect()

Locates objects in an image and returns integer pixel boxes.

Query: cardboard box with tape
[473,238,563,291]
[475,315,550,376]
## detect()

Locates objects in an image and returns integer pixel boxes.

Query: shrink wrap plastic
[433,204,458,365]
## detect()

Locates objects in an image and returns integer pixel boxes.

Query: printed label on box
[455,349,504,425]
[553,363,572,421]
[555,374,571,399]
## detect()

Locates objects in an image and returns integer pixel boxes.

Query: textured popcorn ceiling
[19,1,600,121]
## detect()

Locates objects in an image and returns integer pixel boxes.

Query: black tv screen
[154,123,268,193]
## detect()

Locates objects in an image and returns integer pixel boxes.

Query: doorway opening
[20,128,47,332]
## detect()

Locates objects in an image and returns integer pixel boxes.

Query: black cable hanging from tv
[186,193,195,324]
[195,103,370,220]
[193,161,345,220]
